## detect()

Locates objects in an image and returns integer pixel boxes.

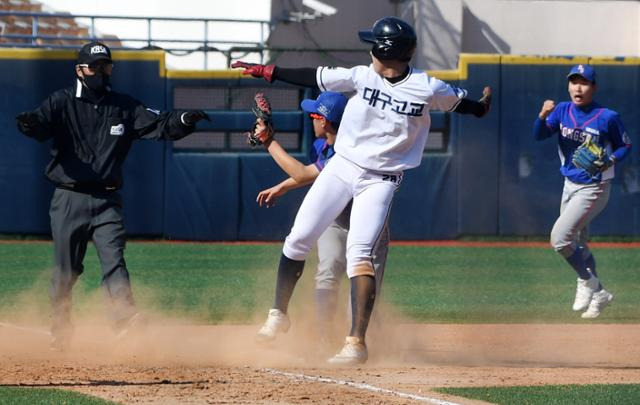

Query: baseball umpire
[15,41,209,351]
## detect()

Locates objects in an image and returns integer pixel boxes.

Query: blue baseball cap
[567,64,596,83]
[301,91,348,127]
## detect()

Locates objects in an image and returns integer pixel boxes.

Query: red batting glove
[231,61,275,83]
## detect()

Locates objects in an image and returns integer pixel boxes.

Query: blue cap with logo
[567,64,596,83]
[301,91,348,127]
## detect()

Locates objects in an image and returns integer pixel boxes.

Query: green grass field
[1,241,639,404]
[1,241,639,323]
[436,384,640,405]
[0,387,114,404]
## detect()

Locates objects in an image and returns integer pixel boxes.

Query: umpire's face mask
[77,62,112,95]
[82,71,110,94]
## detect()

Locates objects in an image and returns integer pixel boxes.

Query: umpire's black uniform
[16,42,206,350]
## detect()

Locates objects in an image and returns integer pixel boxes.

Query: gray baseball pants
[550,179,611,258]
[315,203,390,295]
[49,188,137,338]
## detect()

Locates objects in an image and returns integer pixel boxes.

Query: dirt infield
[1,320,640,404]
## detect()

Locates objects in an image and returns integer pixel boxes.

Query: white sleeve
[316,66,360,92]
[428,76,468,112]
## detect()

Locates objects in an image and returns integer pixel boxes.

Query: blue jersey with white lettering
[534,101,631,184]
[309,138,335,172]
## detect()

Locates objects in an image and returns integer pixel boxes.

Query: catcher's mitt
[246,92,273,147]
[572,134,611,176]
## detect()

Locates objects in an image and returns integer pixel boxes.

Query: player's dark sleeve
[533,117,554,141]
[132,101,196,141]
[15,93,58,142]
[452,87,491,117]
[452,98,487,117]
[608,113,632,163]
[272,67,319,89]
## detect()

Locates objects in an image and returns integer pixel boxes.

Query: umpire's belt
[57,182,119,194]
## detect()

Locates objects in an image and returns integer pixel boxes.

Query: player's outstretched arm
[133,103,209,141]
[257,177,314,208]
[452,86,491,117]
[231,61,319,89]
[15,93,60,142]
[264,136,320,183]
[15,111,51,141]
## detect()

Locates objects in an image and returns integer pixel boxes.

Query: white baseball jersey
[317,65,466,172]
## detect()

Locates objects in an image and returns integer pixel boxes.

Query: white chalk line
[0,321,51,336]
[0,321,110,345]
[261,367,461,405]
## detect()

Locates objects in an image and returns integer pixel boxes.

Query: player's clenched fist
[538,100,556,120]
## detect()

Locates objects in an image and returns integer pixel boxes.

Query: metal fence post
[147,18,152,48]
[31,15,37,45]
[204,19,208,70]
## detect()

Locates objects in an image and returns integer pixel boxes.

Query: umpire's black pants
[49,187,137,338]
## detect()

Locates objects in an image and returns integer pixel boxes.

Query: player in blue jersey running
[254,91,390,350]
[534,64,632,318]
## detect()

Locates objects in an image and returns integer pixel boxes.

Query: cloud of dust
[1,263,623,370]
[0,258,357,368]
[0,250,500,370]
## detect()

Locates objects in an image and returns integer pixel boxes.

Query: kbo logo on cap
[577,65,585,73]
[90,45,108,55]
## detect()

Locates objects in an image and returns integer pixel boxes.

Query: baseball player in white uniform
[253,91,390,351]
[233,16,491,365]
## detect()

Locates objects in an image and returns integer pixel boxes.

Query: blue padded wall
[237,154,309,241]
[163,153,239,240]
[456,61,502,235]
[0,59,73,234]
[391,155,457,239]
[498,63,569,235]
[2,50,639,239]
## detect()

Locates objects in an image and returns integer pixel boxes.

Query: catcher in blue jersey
[533,64,632,318]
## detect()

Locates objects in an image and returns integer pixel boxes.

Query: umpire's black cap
[77,41,112,65]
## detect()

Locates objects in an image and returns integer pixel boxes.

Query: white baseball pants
[283,153,400,278]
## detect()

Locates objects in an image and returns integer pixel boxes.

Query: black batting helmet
[358,17,417,62]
